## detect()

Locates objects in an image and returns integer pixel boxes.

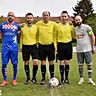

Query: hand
[92,47,96,54]
[68,21,73,25]
[20,23,26,27]
[19,48,22,52]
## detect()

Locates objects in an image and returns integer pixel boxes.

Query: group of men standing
[0,10,95,87]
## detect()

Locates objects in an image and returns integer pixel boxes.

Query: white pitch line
[46,61,61,96]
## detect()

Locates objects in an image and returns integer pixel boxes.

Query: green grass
[0,53,96,96]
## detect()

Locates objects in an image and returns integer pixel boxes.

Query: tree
[73,0,94,21]
[86,13,96,35]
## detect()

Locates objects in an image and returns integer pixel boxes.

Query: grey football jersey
[75,24,92,52]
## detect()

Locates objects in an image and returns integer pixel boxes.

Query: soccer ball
[48,77,59,87]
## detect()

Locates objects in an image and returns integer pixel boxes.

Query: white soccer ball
[48,77,59,87]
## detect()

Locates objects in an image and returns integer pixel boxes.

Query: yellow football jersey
[20,24,38,48]
[56,23,75,43]
[36,20,57,45]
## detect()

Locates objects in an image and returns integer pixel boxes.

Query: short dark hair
[25,13,33,17]
[42,11,50,16]
[61,11,68,14]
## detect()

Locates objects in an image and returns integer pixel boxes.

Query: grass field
[0,52,96,96]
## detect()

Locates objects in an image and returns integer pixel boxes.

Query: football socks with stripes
[2,64,7,80]
[87,65,92,78]
[78,65,83,78]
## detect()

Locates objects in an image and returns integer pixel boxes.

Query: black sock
[41,65,46,80]
[49,64,54,78]
[32,65,38,79]
[24,65,30,80]
[60,65,64,81]
[65,65,69,80]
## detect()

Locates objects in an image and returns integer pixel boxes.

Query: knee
[41,60,46,65]
[2,64,7,68]
[64,60,69,64]
[78,64,83,68]
[24,61,29,65]
[87,64,92,70]
[33,59,38,65]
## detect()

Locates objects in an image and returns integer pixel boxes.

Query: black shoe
[40,79,45,85]
[59,80,64,85]
[24,79,30,85]
[32,78,37,84]
[64,79,69,84]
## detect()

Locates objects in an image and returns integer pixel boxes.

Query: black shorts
[57,42,72,60]
[22,44,38,61]
[38,43,55,61]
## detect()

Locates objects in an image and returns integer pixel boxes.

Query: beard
[27,20,32,24]
[43,18,49,23]
[76,22,82,26]
[8,18,13,23]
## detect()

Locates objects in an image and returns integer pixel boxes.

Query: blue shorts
[2,48,18,65]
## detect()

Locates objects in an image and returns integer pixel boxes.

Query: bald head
[8,11,15,17]
[7,11,15,23]
[75,15,83,26]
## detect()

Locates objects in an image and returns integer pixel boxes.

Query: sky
[0,0,96,17]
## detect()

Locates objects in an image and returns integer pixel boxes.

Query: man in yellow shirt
[36,11,57,85]
[56,11,75,84]
[20,13,38,84]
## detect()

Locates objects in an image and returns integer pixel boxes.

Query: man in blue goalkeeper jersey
[0,11,21,87]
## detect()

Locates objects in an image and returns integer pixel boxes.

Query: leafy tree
[86,13,96,35]
[73,0,94,21]
[0,17,6,23]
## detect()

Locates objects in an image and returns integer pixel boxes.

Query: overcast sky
[0,0,96,17]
